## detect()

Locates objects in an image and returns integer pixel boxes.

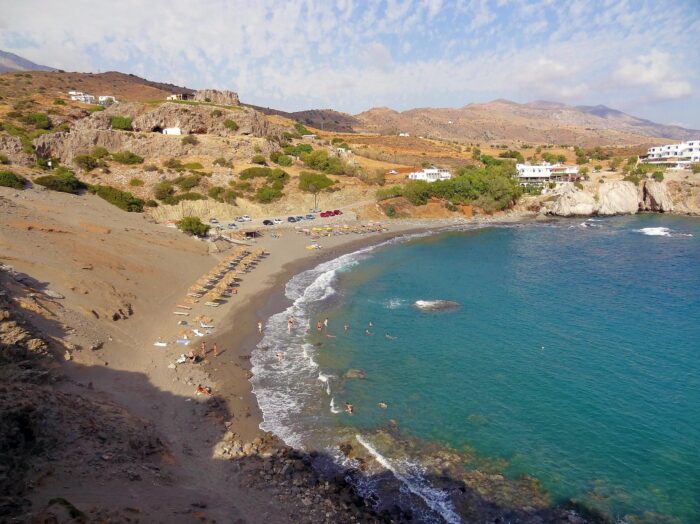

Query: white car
[241,215,252,222]
[272,218,283,225]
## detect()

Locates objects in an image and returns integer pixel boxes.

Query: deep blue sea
[251,215,700,523]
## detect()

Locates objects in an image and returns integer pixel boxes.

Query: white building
[407,167,452,183]
[68,91,96,104]
[516,163,579,186]
[162,127,182,135]
[398,132,410,137]
[98,95,117,105]
[640,140,700,167]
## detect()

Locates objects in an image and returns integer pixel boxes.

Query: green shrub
[87,105,105,113]
[211,109,223,118]
[182,134,199,146]
[164,192,206,205]
[163,158,185,171]
[384,205,397,217]
[154,181,174,200]
[299,149,355,176]
[283,143,313,156]
[376,185,403,201]
[0,171,26,189]
[145,199,158,207]
[176,216,209,237]
[294,122,311,135]
[183,162,203,170]
[222,190,238,205]
[651,171,664,182]
[623,174,641,186]
[251,154,266,165]
[574,181,584,190]
[143,164,159,172]
[91,146,110,159]
[213,157,233,168]
[224,119,239,131]
[53,98,65,105]
[498,150,524,162]
[111,150,144,164]
[90,185,144,212]
[34,167,85,194]
[172,174,200,190]
[331,137,344,145]
[230,180,252,192]
[23,112,51,129]
[129,177,144,187]
[276,154,292,166]
[402,180,432,205]
[299,171,334,192]
[110,116,133,131]
[208,186,225,201]
[0,154,9,165]
[254,184,283,203]
[74,154,98,171]
[239,167,289,183]
[691,164,700,174]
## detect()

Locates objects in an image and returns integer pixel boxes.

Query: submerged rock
[344,369,367,380]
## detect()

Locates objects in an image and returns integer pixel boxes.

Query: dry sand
[1,184,533,521]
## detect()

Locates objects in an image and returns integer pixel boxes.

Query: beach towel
[176,339,191,345]
[153,341,167,347]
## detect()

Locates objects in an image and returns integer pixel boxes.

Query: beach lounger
[176,304,192,310]
[174,311,189,316]
[187,293,203,298]
[204,301,221,307]
[200,321,214,328]
[153,341,167,347]
[193,329,205,337]
[176,339,191,345]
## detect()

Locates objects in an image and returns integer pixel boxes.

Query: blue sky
[2,0,699,127]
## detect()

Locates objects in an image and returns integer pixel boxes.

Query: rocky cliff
[544,179,699,217]
[194,89,240,106]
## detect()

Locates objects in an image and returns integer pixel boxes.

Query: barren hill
[0,50,56,73]
[353,99,699,146]
[245,105,360,132]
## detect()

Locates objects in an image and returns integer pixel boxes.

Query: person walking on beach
[287,317,294,333]
[258,321,263,334]
[212,342,219,357]
[200,341,207,358]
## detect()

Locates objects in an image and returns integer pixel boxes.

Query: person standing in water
[323,317,329,329]
[287,317,294,333]
[316,320,323,332]
[258,321,263,334]
[343,324,349,332]
[344,402,354,415]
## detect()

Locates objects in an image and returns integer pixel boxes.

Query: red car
[320,211,331,218]
[332,210,343,216]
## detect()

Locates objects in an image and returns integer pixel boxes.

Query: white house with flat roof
[68,91,96,104]
[640,140,700,167]
[408,167,452,182]
[162,127,182,135]
[516,163,579,185]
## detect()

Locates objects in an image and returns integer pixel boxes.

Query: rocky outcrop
[546,184,596,216]
[596,181,639,215]
[194,89,240,106]
[641,180,674,212]
[0,135,33,166]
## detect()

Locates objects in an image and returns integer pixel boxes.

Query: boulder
[194,89,240,106]
[344,369,367,380]
[596,181,639,215]
[641,180,674,212]
[0,135,34,166]
[546,185,596,216]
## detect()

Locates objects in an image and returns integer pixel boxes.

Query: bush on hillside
[275,154,292,166]
[300,149,351,176]
[111,150,144,164]
[53,98,65,105]
[164,192,206,205]
[211,109,222,118]
[294,122,311,135]
[110,116,133,131]
[0,171,27,189]
[183,162,203,170]
[213,157,233,168]
[384,205,397,218]
[375,185,403,201]
[182,134,199,145]
[91,146,110,159]
[89,184,144,212]
[239,167,289,183]
[254,184,283,203]
[22,112,51,130]
[223,119,239,131]
[208,186,225,201]
[163,158,185,171]
[498,150,524,162]
[74,154,98,171]
[251,154,266,165]
[143,164,159,172]
[172,174,200,190]
[299,171,334,192]
[176,216,209,237]
[34,167,86,194]
[154,181,175,200]
[651,171,664,182]
[0,154,10,165]
[129,177,144,187]
[222,190,238,205]
[282,143,313,156]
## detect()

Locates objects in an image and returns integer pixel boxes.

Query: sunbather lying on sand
[195,384,212,396]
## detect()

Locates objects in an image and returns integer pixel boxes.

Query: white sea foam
[356,434,461,524]
[329,397,342,414]
[638,227,672,236]
[386,298,407,309]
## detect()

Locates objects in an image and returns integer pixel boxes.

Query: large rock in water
[547,185,596,216]
[194,89,240,106]
[596,181,639,215]
[641,180,674,212]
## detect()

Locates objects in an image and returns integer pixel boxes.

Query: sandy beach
[1,184,544,521]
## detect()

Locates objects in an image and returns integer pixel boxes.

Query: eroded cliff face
[544,178,699,217]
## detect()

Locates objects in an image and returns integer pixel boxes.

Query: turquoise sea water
[252,215,700,522]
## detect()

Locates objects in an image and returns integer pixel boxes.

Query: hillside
[0,50,56,73]
[245,105,360,132]
[353,99,699,146]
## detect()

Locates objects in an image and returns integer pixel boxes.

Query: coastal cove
[252,214,700,523]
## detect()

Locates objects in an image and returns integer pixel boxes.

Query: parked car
[262,219,273,226]
[235,216,244,222]
[295,215,304,221]
[227,223,237,230]
[320,211,331,218]
[209,218,219,224]
[272,218,283,225]
[332,210,343,216]
[305,214,315,220]
[241,215,252,222]
[287,216,297,223]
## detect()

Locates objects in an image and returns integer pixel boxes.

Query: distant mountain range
[1,50,696,146]
[0,50,56,73]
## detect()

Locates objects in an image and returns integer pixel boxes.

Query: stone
[344,369,367,379]
[545,185,596,216]
[44,289,65,299]
[194,89,240,106]
[641,180,674,212]
[596,181,639,215]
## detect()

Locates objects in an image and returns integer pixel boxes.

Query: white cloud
[615,50,692,100]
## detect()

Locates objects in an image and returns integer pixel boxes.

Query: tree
[110,116,133,131]
[176,216,209,237]
[0,171,26,189]
[111,150,144,164]
[74,154,98,171]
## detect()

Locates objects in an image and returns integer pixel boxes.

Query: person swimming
[365,329,373,336]
[316,320,323,332]
[377,402,388,409]
[276,351,284,361]
[344,402,354,415]
[343,324,349,332]
[385,333,397,340]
